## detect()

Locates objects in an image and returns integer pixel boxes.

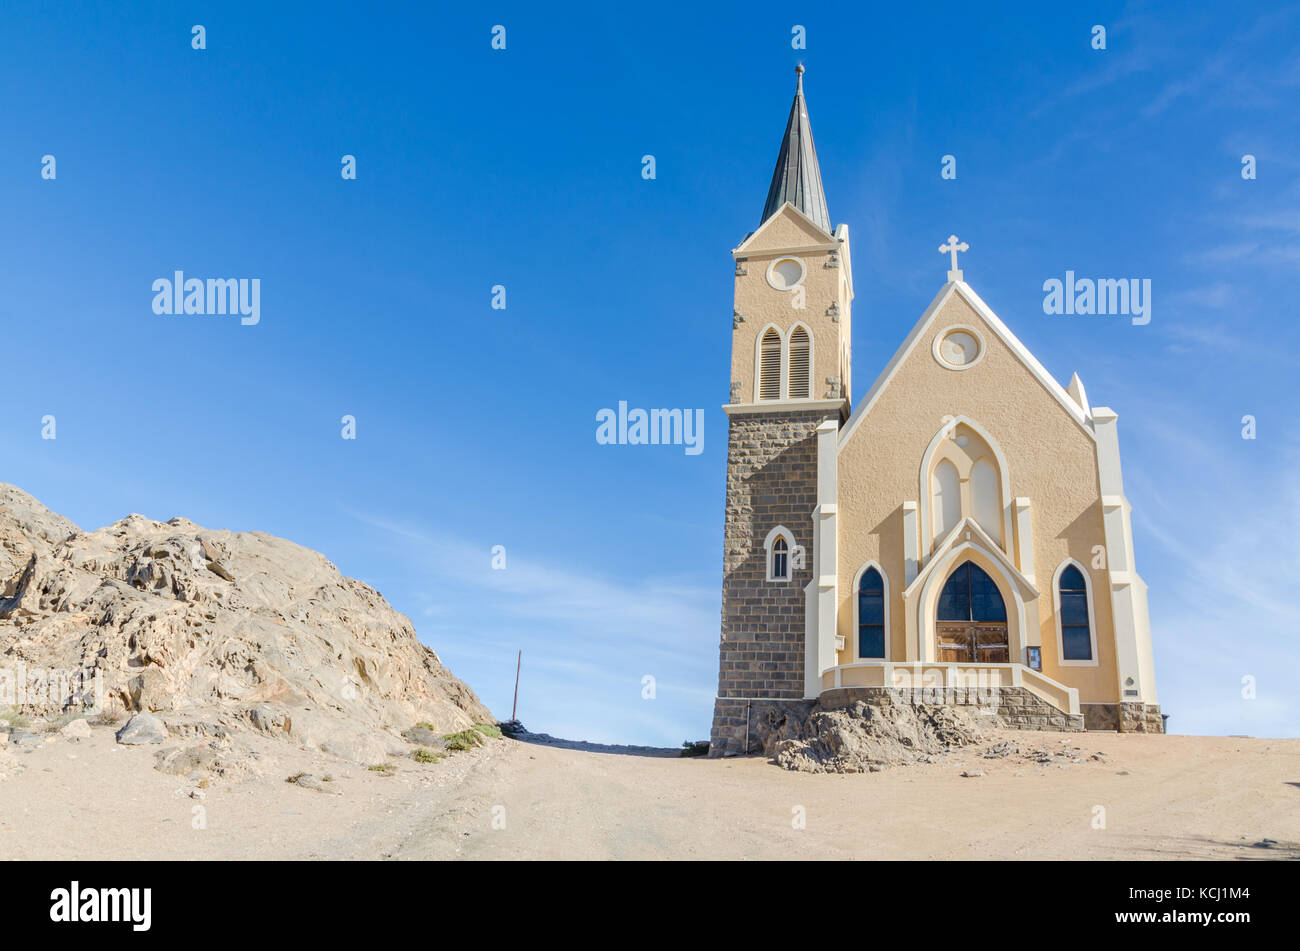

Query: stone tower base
[709,697,815,757]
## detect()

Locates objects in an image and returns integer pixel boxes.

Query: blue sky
[1,1,1297,743]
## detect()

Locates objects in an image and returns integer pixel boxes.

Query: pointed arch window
[763,526,796,583]
[857,566,886,658]
[759,329,782,400]
[937,562,1007,623]
[970,458,1002,544]
[1056,563,1095,662]
[920,418,1011,559]
[771,536,789,581]
[788,326,810,399]
[932,459,961,544]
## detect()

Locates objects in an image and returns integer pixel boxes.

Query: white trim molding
[1092,407,1158,704]
[902,501,919,585]
[724,398,847,416]
[807,419,840,698]
[1012,497,1036,585]
[1051,558,1100,667]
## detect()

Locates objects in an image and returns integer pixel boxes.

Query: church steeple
[760,65,831,234]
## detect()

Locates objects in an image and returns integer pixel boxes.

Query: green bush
[442,729,484,752]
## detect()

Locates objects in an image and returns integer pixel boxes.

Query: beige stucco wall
[834,289,1121,704]
[730,206,851,404]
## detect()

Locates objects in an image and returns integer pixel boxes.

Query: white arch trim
[1052,558,1100,667]
[850,560,890,660]
[763,524,796,582]
[903,516,1039,664]
[918,414,1014,562]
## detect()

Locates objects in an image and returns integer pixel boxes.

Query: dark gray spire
[760,65,831,234]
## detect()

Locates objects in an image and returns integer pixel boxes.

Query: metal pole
[744,700,751,755]
[511,650,522,722]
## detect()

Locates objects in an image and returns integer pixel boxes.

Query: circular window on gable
[933,326,985,370]
[766,257,805,291]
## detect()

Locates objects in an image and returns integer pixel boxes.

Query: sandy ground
[1,727,1297,860]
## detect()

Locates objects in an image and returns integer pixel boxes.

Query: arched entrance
[936,561,1009,662]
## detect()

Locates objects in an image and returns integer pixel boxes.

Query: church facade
[709,68,1162,756]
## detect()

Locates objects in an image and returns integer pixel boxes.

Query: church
[709,67,1163,756]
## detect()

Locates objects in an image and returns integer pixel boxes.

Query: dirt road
[2,728,1296,860]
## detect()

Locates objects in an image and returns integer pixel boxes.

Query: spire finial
[795,63,805,93]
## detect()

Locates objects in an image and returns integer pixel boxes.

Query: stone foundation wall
[710,690,1167,756]
[1120,702,1165,733]
[819,685,1084,732]
[1082,703,1119,731]
[709,697,816,757]
[1082,702,1165,733]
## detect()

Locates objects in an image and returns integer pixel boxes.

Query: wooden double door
[935,562,1009,663]
[936,622,1010,663]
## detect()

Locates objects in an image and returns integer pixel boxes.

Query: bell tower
[709,66,854,756]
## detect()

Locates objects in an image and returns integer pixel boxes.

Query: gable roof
[760,66,831,235]
[733,199,837,255]
[838,281,1096,451]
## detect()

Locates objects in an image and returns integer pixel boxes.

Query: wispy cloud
[341,508,720,746]
[1126,421,1300,737]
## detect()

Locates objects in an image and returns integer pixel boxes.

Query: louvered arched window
[759,329,781,400]
[788,327,810,399]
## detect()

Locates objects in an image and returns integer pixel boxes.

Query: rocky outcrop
[0,484,492,761]
[0,484,78,597]
[758,697,984,773]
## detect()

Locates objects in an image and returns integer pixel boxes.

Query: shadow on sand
[507,730,683,759]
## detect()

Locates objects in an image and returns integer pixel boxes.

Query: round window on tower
[933,326,985,371]
[766,257,806,291]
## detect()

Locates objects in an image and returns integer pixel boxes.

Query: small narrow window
[771,536,789,580]
[1059,564,1093,661]
[858,567,885,658]
[759,329,781,400]
[788,327,810,399]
